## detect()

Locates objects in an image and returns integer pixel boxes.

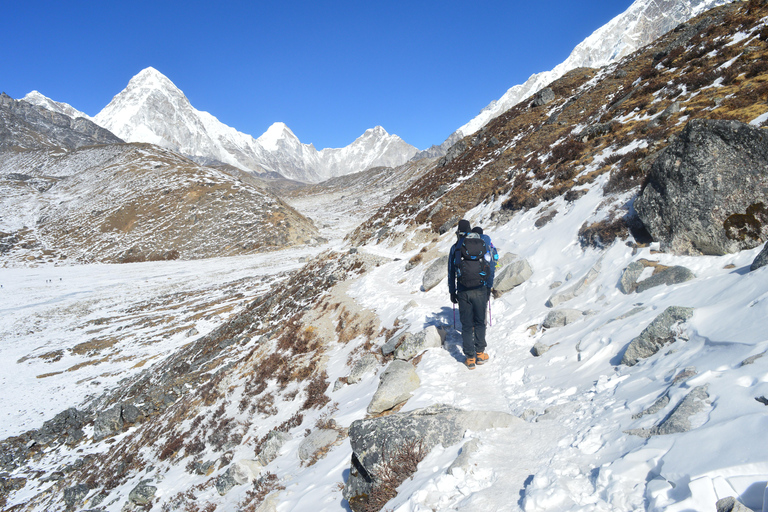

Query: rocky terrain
[1,2,768,512]
[0,96,321,265]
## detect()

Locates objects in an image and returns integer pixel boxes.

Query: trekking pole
[453,303,456,329]
[488,297,493,327]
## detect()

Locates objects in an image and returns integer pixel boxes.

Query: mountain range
[24,68,419,184]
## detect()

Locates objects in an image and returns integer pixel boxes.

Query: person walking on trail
[448,219,495,370]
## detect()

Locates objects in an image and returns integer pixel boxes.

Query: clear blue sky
[1,1,629,150]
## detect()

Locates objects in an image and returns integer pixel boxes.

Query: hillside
[0,143,321,265]
[1,2,768,512]
[349,1,768,248]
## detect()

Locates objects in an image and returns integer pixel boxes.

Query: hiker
[448,219,495,369]
[472,226,499,269]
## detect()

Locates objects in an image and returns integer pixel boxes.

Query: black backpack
[456,233,491,289]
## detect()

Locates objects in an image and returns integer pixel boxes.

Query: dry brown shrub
[302,371,331,410]
[238,473,285,512]
[354,440,427,512]
[548,138,586,164]
[578,217,630,249]
[158,434,185,461]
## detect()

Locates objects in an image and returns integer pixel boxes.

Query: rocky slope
[91,67,418,182]
[0,95,320,265]
[0,93,122,151]
[349,1,768,249]
[446,0,735,147]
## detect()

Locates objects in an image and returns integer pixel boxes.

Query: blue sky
[1,1,629,150]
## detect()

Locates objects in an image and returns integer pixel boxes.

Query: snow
[4,186,768,512]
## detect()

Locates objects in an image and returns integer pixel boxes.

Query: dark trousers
[458,287,488,358]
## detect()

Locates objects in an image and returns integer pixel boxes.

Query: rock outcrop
[621,306,695,366]
[635,119,768,255]
[625,385,710,437]
[751,242,768,271]
[494,257,533,295]
[422,256,449,291]
[367,360,420,414]
[635,265,695,293]
[394,326,444,360]
[344,404,521,510]
[542,309,583,329]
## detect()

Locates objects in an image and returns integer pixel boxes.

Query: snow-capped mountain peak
[90,68,418,182]
[22,90,91,120]
[257,121,300,152]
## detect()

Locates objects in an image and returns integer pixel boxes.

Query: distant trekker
[448,219,495,369]
[472,226,499,269]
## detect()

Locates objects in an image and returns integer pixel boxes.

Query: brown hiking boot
[465,357,476,369]
[476,352,489,365]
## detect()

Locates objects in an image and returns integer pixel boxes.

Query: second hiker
[448,219,495,369]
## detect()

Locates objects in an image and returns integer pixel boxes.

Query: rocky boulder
[257,431,292,466]
[751,242,768,271]
[367,360,420,414]
[635,119,768,255]
[635,265,695,293]
[621,306,695,366]
[533,87,556,107]
[618,261,645,294]
[422,255,448,291]
[343,404,521,510]
[298,429,339,461]
[626,385,710,438]
[542,309,583,329]
[394,325,445,360]
[128,479,157,505]
[494,257,533,295]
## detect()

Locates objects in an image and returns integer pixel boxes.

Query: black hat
[472,226,484,235]
[457,219,471,234]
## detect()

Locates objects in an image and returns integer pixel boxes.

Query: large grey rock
[533,87,556,107]
[298,429,339,461]
[347,353,379,384]
[93,405,123,442]
[621,306,695,366]
[626,385,710,438]
[751,242,768,271]
[381,331,408,356]
[546,259,602,307]
[128,480,157,505]
[635,119,768,255]
[542,309,583,329]
[257,431,292,465]
[63,483,90,509]
[635,266,695,293]
[494,258,533,294]
[422,255,449,291]
[367,360,420,414]
[343,404,521,509]
[618,261,645,294]
[394,326,445,360]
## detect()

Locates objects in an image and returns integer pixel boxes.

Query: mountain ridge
[90,67,418,183]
